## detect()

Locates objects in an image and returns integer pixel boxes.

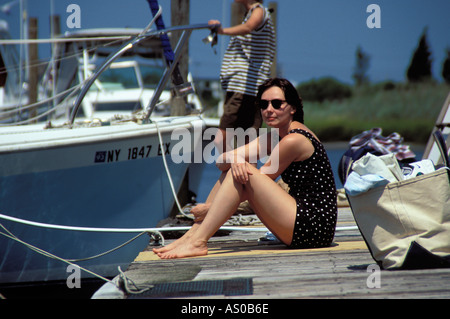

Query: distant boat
[40,28,203,121]
[0,8,217,284]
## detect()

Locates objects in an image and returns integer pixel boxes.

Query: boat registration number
[94,143,170,163]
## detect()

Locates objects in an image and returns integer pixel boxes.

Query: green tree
[352,45,370,86]
[407,27,433,82]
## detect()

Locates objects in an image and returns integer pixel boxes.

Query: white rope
[0,213,160,232]
[0,213,356,233]
[0,212,267,232]
[117,266,153,295]
[154,121,193,219]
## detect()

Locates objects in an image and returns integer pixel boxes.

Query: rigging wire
[0,222,113,284]
[0,31,155,123]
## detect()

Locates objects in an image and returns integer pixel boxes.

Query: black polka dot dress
[281,129,338,248]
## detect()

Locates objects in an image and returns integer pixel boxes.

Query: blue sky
[2,0,450,84]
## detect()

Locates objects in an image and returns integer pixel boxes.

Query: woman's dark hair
[256,77,304,124]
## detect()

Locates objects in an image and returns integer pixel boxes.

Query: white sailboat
[0,2,216,284]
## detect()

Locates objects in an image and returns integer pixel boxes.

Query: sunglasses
[258,99,287,110]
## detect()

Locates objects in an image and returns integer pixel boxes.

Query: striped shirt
[220,4,276,96]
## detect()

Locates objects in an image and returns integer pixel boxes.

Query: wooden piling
[170,0,189,116]
[268,2,277,77]
[28,17,38,122]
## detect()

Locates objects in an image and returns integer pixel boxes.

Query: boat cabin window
[93,64,165,90]
[140,65,165,88]
[97,67,139,89]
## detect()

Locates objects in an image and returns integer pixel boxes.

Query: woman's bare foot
[157,238,208,259]
[152,223,199,254]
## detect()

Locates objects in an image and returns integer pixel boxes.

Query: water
[190,143,425,202]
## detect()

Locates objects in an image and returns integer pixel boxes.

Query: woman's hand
[231,161,253,184]
[208,20,223,34]
[216,151,253,183]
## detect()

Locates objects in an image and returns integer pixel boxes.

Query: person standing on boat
[153,78,338,259]
[209,0,276,153]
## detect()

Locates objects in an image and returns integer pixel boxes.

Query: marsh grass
[303,82,450,143]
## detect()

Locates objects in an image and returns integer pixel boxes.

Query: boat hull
[0,116,204,284]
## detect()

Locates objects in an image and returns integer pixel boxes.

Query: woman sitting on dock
[154,78,338,259]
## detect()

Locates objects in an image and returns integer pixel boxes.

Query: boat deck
[93,207,450,300]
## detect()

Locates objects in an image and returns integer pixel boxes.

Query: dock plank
[94,207,450,299]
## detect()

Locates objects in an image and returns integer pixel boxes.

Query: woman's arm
[208,6,265,36]
[216,130,271,171]
[260,133,315,179]
[218,132,314,184]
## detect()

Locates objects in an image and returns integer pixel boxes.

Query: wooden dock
[92,206,450,300]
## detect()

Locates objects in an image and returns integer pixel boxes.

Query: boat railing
[68,23,219,127]
[0,83,82,125]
